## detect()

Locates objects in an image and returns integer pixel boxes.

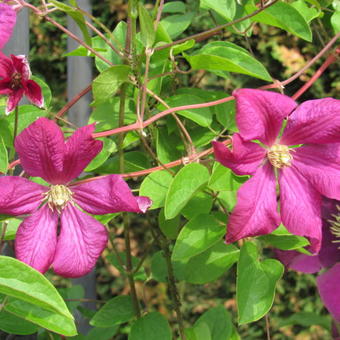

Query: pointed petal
[24,79,44,108]
[136,196,152,213]
[15,205,58,273]
[317,263,340,322]
[72,175,151,215]
[281,98,340,145]
[233,89,297,145]
[0,176,46,215]
[0,52,13,78]
[279,166,322,253]
[10,54,31,81]
[226,162,280,243]
[0,78,11,94]
[15,117,66,184]
[292,144,340,200]
[212,134,266,176]
[6,88,24,114]
[62,124,103,182]
[0,4,16,49]
[53,205,108,278]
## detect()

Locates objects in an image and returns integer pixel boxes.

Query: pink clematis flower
[277,198,340,322]
[213,89,340,253]
[0,2,17,49]
[0,53,43,114]
[0,117,151,278]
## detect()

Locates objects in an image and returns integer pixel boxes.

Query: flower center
[44,185,73,212]
[10,72,22,90]
[267,144,293,169]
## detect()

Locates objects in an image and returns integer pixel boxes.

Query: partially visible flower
[213,89,340,253]
[0,53,43,114]
[0,2,16,49]
[277,198,340,322]
[0,118,151,278]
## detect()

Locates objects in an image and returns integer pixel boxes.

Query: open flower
[213,89,340,252]
[0,53,43,114]
[0,2,16,49]
[0,118,151,277]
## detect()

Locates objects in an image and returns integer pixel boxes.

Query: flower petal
[0,52,13,78]
[279,165,322,253]
[317,263,340,322]
[292,144,340,200]
[15,117,66,184]
[226,162,280,243]
[72,175,151,215]
[281,98,340,145]
[319,223,340,268]
[212,134,266,176]
[0,176,46,215]
[10,54,31,81]
[6,88,24,114]
[24,79,44,108]
[53,205,108,278]
[15,205,58,273]
[233,89,297,145]
[62,124,103,182]
[0,4,16,49]
[0,78,11,94]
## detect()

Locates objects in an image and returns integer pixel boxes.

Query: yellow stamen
[267,144,293,169]
[44,185,73,212]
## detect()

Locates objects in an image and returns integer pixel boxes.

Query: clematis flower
[0,117,151,277]
[0,2,17,49]
[277,198,340,322]
[0,53,43,114]
[213,89,340,253]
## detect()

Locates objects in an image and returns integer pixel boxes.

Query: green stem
[9,106,19,175]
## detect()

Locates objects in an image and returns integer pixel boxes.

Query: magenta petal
[62,124,103,182]
[0,52,13,78]
[10,55,30,81]
[136,196,152,213]
[279,166,322,253]
[317,263,340,322]
[0,78,11,94]
[72,175,150,215]
[6,88,24,114]
[292,144,340,200]
[53,205,108,278]
[233,89,297,145]
[15,117,66,184]
[212,134,266,176]
[24,79,44,108]
[15,205,58,273]
[0,176,46,215]
[281,98,340,145]
[226,162,280,243]
[0,4,16,49]
[319,224,340,268]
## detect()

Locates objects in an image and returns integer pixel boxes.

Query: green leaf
[185,41,271,81]
[181,191,213,219]
[158,209,181,239]
[138,4,155,47]
[129,312,172,340]
[172,214,225,262]
[174,241,239,284]
[85,138,116,172]
[50,0,92,47]
[90,295,134,327]
[163,1,186,13]
[0,218,21,240]
[237,242,284,324]
[278,311,331,330]
[291,0,320,22]
[0,256,74,320]
[161,13,194,39]
[150,251,168,282]
[331,11,340,34]
[0,309,38,335]
[200,0,236,21]
[185,323,211,340]
[0,135,8,174]
[165,163,210,219]
[246,0,312,41]
[139,170,174,209]
[31,76,52,108]
[92,65,130,104]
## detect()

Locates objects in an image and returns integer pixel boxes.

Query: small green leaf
[150,251,168,282]
[138,4,155,47]
[129,312,172,340]
[30,76,52,108]
[185,323,211,340]
[85,138,116,172]
[0,136,8,174]
[331,11,340,34]
[90,295,134,327]
[165,163,210,219]
[161,13,194,39]
[92,65,130,104]
[158,209,181,239]
[163,1,186,13]
[237,242,284,324]
[200,0,236,21]
[172,214,225,262]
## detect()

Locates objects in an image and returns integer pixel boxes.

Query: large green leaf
[129,312,172,340]
[185,41,271,81]
[0,309,38,335]
[237,242,284,324]
[165,163,210,219]
[138,4,155,47]
[200,0,236,21]
[0,256,73,320]
[161,13,194,39]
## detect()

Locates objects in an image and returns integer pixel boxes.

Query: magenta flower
[213,89,340,253]
[0,2,16,49]
[0,118,151,277]
[0,53,43,114]
[277,198,340,322]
